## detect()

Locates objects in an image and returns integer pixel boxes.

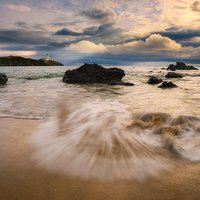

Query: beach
[0,65,200,199]
[0,117,200,200]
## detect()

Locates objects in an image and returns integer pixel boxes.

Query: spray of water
[29,99,200,182]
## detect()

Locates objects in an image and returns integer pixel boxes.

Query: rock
[147,76,162,84]
[0,56,63,66]
[167,64,176,71]
[165,72,183,78]
[158,81,177,89]
[108,81,134,86]
[63,63,127,85]
[161,68,166,70]
[167,62,198,71]
[0,73,8,85]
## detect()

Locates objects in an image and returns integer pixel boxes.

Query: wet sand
[0,118,200,200]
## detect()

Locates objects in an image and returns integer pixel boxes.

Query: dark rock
[165,72,183,78]
[108,81,134,86]
[161,68,166,70]
[0,56,63,66]
[158,81,177,88]
[167,62,198,71]
[63,63,126,84]
[0,73,8,85]
[147,76,162,84]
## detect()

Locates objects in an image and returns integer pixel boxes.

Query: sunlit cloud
[0,50,36,57]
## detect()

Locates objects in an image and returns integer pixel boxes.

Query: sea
[0,63,200,181]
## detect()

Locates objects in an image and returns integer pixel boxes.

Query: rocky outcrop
[63,63,134,86]
[158,81,177,89]
[0,73,8,85]
[165,72,183,78]
[147,76,162,84]
[0,56,63,66]
[167,62,198,71]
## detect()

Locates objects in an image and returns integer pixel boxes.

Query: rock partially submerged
[0,73,8,85]
[165,72,183,78]
[63,63,134,86]
[167,62,198,71]
[147,76,163,85]
[0,56,63,66]
[158,81,177,89]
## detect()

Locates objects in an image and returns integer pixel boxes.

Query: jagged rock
[0,56,63,66]
[165,72,183,78]
[167,62,198,71]
[158,81,177,88]
[63,63,130,85]
[147,76,162,84]
[0,73,8,85]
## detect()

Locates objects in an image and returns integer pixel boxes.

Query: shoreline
[1,118,200,200]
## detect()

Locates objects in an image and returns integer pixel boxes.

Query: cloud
[5,4,31,12]
[15,21,28,29]
[108,34,182,55]
[55,28,82,36]
[64,34,200,64]
[158,28,200,41]
[55,23,122,37]
[0,50,36,57]
[67,40,107,54]
[192,1,200,11]
[82,9,110,21]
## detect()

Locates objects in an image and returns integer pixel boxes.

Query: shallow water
[1,64,200,182]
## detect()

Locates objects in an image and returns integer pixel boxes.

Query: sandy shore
[0,118,200,200]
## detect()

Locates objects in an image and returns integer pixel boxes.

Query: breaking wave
[30,99,200,181]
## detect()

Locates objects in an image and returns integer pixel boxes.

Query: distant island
[0,56,64,66]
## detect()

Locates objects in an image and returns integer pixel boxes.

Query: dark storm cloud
[55,28,82,36]
[0,30,52,44]
[160,28,200,41]
[55,23,122,37]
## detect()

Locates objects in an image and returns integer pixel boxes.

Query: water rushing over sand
[30,99,200,181]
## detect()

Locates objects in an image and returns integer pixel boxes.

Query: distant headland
[0,56,64,66]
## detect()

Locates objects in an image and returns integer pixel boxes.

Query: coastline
[1,118,200,200]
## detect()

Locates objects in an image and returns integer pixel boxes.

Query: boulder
[165,72,183,78]
[0,73,8,85]
[147,76,162,84]
[158,81,177,89]
[167,64,176,71]
[167,62,198,71]
[63,63,131,85]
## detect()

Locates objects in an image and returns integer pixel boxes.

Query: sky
[0,0,199,64]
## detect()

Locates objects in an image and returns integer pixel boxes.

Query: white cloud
[0,50,36,57]
[108,34,182,55]
[5,4,31,12]
[67,40,107,54]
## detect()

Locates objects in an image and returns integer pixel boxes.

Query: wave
[18,73,64,80]
[29,99,200,182]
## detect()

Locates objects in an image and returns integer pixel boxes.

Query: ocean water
[1,64,200,181]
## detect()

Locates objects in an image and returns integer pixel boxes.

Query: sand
[0,118,200,200]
